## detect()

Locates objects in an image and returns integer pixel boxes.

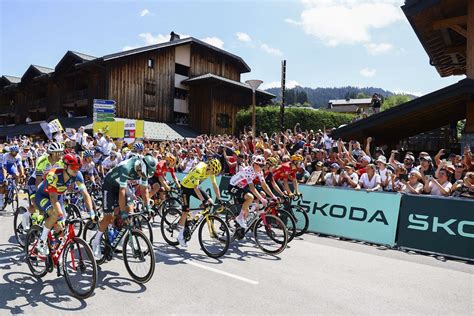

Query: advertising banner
[93,121,125,138]
[296,186,402,246]
[397,195,474,260]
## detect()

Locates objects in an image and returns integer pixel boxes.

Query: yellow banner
[93,121,125,138]
[135,120,144,138]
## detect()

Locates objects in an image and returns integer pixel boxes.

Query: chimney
[170,31,180,42]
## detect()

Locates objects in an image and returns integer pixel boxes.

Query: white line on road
[156,250,259,285]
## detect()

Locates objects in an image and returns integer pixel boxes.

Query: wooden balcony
[63,89,89,108]
[28,98,47,112]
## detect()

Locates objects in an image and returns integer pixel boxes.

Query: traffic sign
[93,99,116,122]
[94,108,115,114]
[93,99,116,105]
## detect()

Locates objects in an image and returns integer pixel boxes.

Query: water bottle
[107,225,115,242]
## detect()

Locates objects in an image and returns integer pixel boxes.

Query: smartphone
[399,174,408,181]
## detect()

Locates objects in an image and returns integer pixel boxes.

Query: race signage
[93,99,116,122]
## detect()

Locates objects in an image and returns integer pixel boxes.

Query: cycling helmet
[47,142,64,153]
[252,155,266,166]
[141,155,157,178]
[9,145,19,153]
[84,150,94,158]
[3,146,10,153]
[165,153,177,166]
[291,154,304,162]
[63,153,82,170]
[133,142,145,152]
[266,156,279,167]
[208,158,222,175]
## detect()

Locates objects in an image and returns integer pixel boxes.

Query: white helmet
[47,142,64,153]
[252,155,266,166]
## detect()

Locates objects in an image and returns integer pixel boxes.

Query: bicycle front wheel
[253,214,288,255]
[123,229,155,283]
[160,207,182,246]
[275,209,297,243]
[62,237,98,299]
[132,214,153,244]
[198,215,230,258]
[291,205,309,237]
[13,206,30,247]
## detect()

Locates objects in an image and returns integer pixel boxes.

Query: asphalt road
[0,199,472,315]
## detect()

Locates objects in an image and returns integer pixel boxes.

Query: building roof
[327,105,360,113]
[101,37,251,73]
[329,98,372,106]
[55,50,98,73]
[401,0,468,77]
[183,73,275,99]
[31,65,54,74]
[2,75,21,84]
[330,78,474,144]
[70,51,97,61]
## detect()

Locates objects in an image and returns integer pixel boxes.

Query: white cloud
[364,42,393,55]
[360,67,376,77]
[261,80,301,90]
[140,9,150,17]
[236,32,252,42]
[392,89,424,97]
[122,45,138,51]
[201,37,224,49]
[261,43,283,56]
[286,1,404,46]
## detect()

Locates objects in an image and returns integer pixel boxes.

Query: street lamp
[245,79,263,137]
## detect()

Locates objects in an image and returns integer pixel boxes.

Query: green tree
[356,92,370,99]
[381,94,412,111]
[296,90,308,104]
[235,106,354,134]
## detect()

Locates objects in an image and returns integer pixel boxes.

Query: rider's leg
[40,207,59,242]
[240,193,254,219]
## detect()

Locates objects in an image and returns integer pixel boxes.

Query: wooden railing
[63,89,88,102]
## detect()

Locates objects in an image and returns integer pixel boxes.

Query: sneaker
[36,240,49,256]
[92,242,102,259]
[177,234,188,248]
[236,215,248,230]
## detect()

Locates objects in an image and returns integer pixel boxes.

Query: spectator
[375,155,390,190]
[451,172,474,199]
[296,163,310,184]
[371,93,382,114]
[399,170,424,194]
[179,150,198,173]
[416,155,435,177]
[324,163,340,187]
[340,163,359,188]
[358,164,381,192]
[424,168,452,196]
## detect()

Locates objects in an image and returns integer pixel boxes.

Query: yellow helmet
[266,156,279,167]
[208,159,222,175]
[165,153,177,166]
[291,154,304,162]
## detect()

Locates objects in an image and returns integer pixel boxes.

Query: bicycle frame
[184,207,215,238]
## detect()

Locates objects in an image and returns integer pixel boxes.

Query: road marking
[156,250,259,285]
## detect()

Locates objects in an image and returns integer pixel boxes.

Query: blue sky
[0,0,463,95]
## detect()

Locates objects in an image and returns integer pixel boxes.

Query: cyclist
[260,156,287,197]
[228,155,278,229]
[125,142,145,159]
[20,145,35,176]
[177,158,222,247]
[92,155,157,258]
[81,150,98,184]
[102,151,120,174]
[0,145,24,209]
[22,142,64,230]
[273,154,303,197]
[35,154,95,255]
[149,153,180,201]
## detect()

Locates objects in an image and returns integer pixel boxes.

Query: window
[174,87,188,100]
[145,80,156,95]
[147,58,154,69]
[217,113,230,129]
[175,63,189,76]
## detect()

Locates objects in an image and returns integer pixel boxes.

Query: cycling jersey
[103,157,147,189]
[30,155,64,179]
[1,153,22,177]
[35,168,86,212]
[154,160,176,178]
[102,156,119,170]
[181,162,216,189]
[273,162,297,181]
[229,166,264,188]
[81,161,96,175]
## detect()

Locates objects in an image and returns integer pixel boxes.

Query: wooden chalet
[0,32,275,137]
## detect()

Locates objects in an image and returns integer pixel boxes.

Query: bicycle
[218,200,289,255]
[84,211,155,283]
[24,219,98,299]
[160,202,230,258]
[1,176,19,212]
[13,207,44,247]
[150,186,182,220]
[283,194,309,237]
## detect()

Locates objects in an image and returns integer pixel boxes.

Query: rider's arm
[158,175,170,191]
[271,178,286,196]
[209,175,221,200]
[193,186,206,202]
[261,180,277,200]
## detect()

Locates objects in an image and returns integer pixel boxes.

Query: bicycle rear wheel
[160,207,182,246]
[198,215,230,258]
[291,205,309,237]
[13,206,30,247]
[24,225,49,278]
[62,237,98,299]
[66,204,83,237]
[123,229,155,283]
[253,214,288,255]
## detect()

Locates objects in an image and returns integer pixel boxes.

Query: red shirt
[228,156,237,175]
[273,162,297,181]
[154,160,176,178]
